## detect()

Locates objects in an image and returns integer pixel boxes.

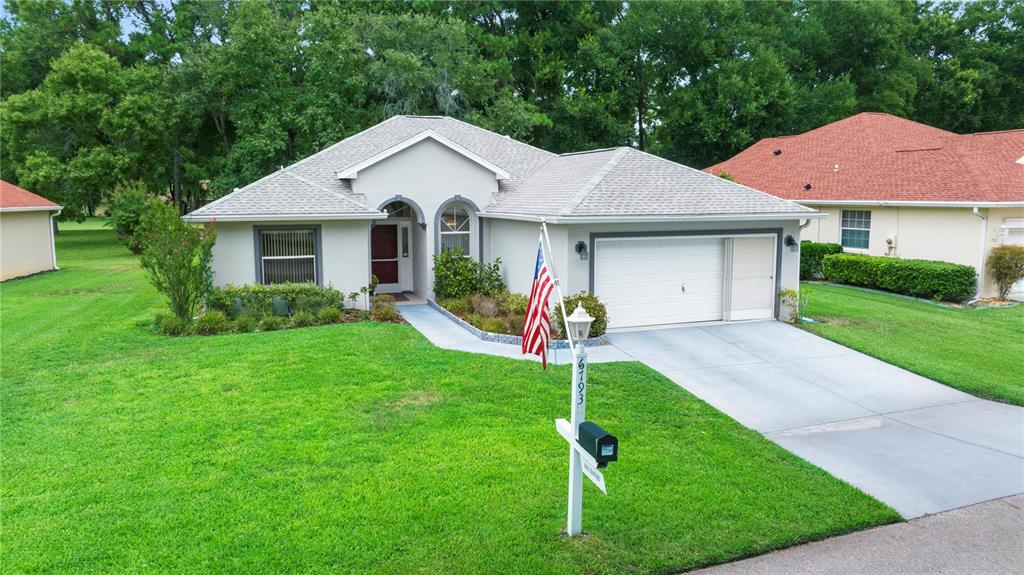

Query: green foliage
[259,315,285,332]
[234,314,258,334]
[800,242,844,280]
[371,294,399,322]
[822,254,976,302]
[553,291,609,338]
[156,314,193,337]
[207,284,343,318]
[106,181,154,253]
[987,245,1024,300]
[494,291,529,317]
[290,309,317,328]
[316,305,343,325]
[432,249,506,299]
[438,290,530,335]
[195,310,231,336]
[778,289,800,323]
[135,201,216,321]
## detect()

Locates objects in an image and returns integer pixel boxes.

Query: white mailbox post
[561,304,595,536]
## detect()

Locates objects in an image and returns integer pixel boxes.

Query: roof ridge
[441,116,558,158]
[966,128,1024,136]
[630,147,815,213]
[558,147,630,216]
[559,147,622,157]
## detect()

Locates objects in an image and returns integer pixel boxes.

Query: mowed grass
[1,225,897,574]
[801,283,1024,406]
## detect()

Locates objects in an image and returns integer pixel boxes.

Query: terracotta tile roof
[706,113,1024,204]
[0,180,61,210]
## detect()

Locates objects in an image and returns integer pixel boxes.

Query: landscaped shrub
[987,245,1024,300]
[371,294,400,322]
[234,314,258,333]
[136,201,216,321]
[438,296,471,316]
[823,253,976,302]
[156,314,194,337]
[106,180,154,253]
[195,310,230,335]
[290,309,317,328]
[495,291,529,317]
[259,315,284,331]
[469,294,498,317]
[800,242,843,280]
[316,305,343,324]
[553,291,609,338]
[207,283,344,318]
[432,248,506,298]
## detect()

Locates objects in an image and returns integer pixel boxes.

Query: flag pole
[540,219,575,353]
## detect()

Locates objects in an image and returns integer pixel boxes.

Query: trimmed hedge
[822,253,976,302]
[207,283,344,318]
[800,242,843,280]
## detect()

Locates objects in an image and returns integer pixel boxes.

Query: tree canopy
[2,0,1021,219]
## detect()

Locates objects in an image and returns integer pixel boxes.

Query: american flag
[522,237,554,367]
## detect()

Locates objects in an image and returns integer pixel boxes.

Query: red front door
[371,224,399,284]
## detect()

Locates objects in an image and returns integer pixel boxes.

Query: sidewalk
[688,495,1024,575]
[397,304,631,365]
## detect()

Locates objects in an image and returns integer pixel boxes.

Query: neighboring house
[707,113,1024,300]
[184,116,820,329]
[0,180,61,281]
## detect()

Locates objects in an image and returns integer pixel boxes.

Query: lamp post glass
[566,303,594,342]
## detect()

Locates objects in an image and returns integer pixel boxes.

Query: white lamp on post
[564,303,593,536]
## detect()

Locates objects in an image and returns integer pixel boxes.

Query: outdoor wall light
[565,303,594,342]
[575,240,589,261]
[785,234,798,252]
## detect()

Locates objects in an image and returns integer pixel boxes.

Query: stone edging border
[428,299,609,349]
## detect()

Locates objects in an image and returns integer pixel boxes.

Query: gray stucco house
[185,115,820,329]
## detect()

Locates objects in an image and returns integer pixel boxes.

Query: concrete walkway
[398,304,631,365]
[608,321,1024,519]
[688,495,1024,575]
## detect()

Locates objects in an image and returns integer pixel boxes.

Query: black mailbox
[576,421,618,468]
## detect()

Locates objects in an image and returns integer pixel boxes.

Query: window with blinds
[259,229,317,284]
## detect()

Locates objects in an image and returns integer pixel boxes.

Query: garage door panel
[595,237,725,329]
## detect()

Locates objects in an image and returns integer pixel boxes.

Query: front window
[259,228,318,284]
[841,210,871,250]
[439,204,472,256]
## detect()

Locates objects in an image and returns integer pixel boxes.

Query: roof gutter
[0,205,63,213]
[794,200,1024,208]
[477,211,825,224]
[182,212,388,223]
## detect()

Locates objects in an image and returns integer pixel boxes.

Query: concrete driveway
[608,321,1024,518]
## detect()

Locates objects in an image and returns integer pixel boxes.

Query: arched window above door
[439,203,472,256]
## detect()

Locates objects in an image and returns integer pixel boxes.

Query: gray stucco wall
[211,220,372,307]
[485,219,570,296]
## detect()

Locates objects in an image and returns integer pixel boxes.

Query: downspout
[971,207,987,299]
[50,208,62,270]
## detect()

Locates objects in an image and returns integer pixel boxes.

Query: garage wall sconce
[575,241,589,261]
[784,234,798,252]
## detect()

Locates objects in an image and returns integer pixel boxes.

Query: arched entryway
[372,199,423,295]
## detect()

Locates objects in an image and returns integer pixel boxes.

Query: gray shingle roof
[186,116,813,220]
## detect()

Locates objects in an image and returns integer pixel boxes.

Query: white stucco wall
[803,205,1024,298]
[210,220,372,307]
[486,217,805,319]
[1,210,57,281]
[350,138,501,296]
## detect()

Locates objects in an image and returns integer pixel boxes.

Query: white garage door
[594,235,777,329]
[595,237,726,329]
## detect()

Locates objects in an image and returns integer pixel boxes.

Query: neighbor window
[439,204,472,256]
[841,210,871,250]
[259,228,318,284]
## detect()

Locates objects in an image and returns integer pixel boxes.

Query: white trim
[183,213,387,222]
[478,211,824,224]
[0,205,62,213]
[49,208,62,270]
[797,200,1024,208]
[335,130,511,180]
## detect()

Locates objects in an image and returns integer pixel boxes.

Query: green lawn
[1,225,897,574]
[801,283,1024,406]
